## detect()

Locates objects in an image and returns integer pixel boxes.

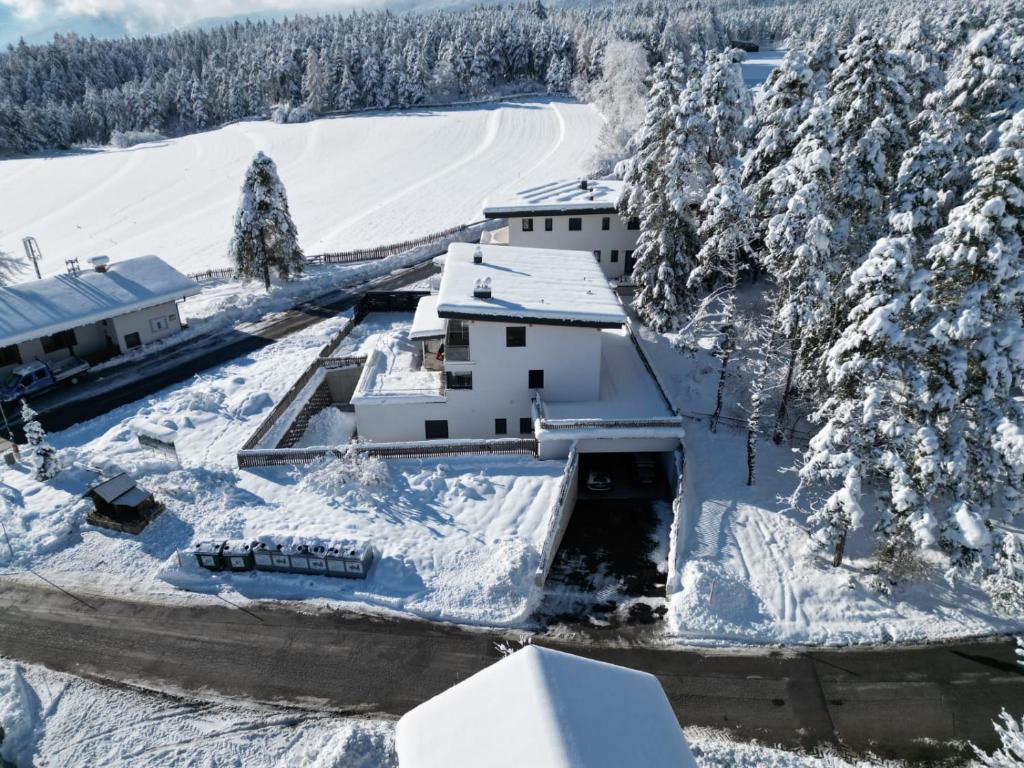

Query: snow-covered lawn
[0,97,600,276]
[632,308,1024,646]
[0,313,564,627]
[0,657,898,768]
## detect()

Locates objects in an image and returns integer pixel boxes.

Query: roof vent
[473,277,492,299]
[473,246,483,264]
[579,178,589,191]
[89,255,111,273]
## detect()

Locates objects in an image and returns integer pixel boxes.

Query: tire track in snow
[483,99,568,208]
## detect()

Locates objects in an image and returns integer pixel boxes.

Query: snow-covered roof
[483,179,626,217]
[409,295,444,339]
[436,243,625,328]
[396,645,697,768]
[0,255,199,348]
[351,330,445,405]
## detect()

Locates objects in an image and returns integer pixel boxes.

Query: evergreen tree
[700,49,752,168]
[0,250,24,285]
[302,47,328,115]
[229,152,304,291]
[21,401,60,482]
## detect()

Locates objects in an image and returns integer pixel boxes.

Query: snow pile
[294,408,357,448]
[0,662,42,768]
[0,465,88,569]
[685,728,895,768]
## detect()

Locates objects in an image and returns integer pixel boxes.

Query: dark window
[425,420,449,439]
[568,217,582,231]
[529,369,544,389]
[495,418,507,435]
[522,218,534,232]
[124,332,142,349]
[506,327,526,347]
[611,249,619,263]
[40,329,76,354]
[602,216,610,231]
[0,345,20,366]
[519,417,533,434]
[593,250,601,262]
[445,371,473,390]
[627,217,640,230]
[544,218,553,232]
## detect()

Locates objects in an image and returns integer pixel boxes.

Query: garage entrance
[537,451,674,628]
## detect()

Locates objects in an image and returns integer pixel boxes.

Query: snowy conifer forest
[617,0,1024,609]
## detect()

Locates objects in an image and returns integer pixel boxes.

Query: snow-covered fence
[534,447,580,587]
[238,438,538,468]
[188,267,236,284]
[306,220,488,266]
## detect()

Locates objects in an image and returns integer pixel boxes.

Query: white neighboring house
[350,243,684,459]
[482,179,639,280]
[396,645,698,768]
[0,255,200,378]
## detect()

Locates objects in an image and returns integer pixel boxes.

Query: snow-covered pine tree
[0,250,24,285]
[975,637,1024,767]
[21,401,60,482]
[229,151,304,291]
[700,49,752,168]
[302,47,328,115]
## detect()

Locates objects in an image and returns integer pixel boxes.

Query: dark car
[586,470,613,492]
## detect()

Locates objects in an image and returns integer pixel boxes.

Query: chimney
[473,277,492,299]
[473,246,483,264]
[579,178,589,191]
[89,255,111,273]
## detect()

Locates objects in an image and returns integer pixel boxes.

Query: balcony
[445,344,471,362]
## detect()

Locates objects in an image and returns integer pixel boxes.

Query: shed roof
[482,179,626,217]
[0,255,199,348]
[396,645,696,768]
[87,473,137,504]
[409,295,444,339]
[436,243,624,328]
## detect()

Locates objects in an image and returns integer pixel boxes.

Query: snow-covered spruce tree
[911,111,1024,564]
[20,401,60,482]
[0,250,23,286]
[762,98,838,442]
[700,49,752,169]
[301,47,329,115]
[586,39,650,176]
[229,151,304,291]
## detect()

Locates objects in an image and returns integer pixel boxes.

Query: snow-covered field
[0,313,564,627]
[0,97,601,276]
[631,302,1024,646]
[0,657,898,768]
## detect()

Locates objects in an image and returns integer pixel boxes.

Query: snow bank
[0,662,42,767]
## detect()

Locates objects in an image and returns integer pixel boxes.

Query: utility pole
[22,236,42,280]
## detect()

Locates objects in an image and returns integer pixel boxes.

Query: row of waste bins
[190,539,374,579]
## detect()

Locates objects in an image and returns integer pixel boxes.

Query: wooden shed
[84,472,162,534]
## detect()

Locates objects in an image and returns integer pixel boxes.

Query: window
[593,250,601,262]
[495,418,507,435]
[40,329,76,354]
[601,216,610,231]
[627,217,640,230]
[0,345,20,366]
[506,326,526,347]
[445,371,473,390]
[568,217,582,231]
[124,332,142,350]
[519,417,533,434]
[150,317,168,333]
[425,420,449,439]
[611,250,619,263]
[529,369,544,389]
[522,218,534,232]
[544,218,553,232]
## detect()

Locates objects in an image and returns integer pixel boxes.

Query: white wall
[107,300,184,352]
[506,212,639,279]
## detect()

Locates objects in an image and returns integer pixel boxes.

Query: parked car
[586,470,613,492]
[632,454,657,485]
[0,358,90,403]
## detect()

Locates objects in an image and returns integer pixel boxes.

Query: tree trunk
[710,345,731,433]
[832,529,847,567]
[773,340,798,445]
[263,262,271,292]
[746,425,757,486]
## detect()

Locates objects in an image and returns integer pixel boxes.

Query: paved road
[0,579,1019,764]
[8,259,439,437]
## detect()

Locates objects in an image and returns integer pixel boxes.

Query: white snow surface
[436,242,624,326]
[0,312,564,627]
[0,97,601,276]
[0,255,198,347]
[396,645,697,768]
[482,178,625,215]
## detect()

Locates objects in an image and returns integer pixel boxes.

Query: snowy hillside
[0,97,601,276]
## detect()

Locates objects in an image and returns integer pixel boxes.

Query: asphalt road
[9,259,439,437]
[0,579,1019,764]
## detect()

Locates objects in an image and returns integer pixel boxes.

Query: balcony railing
[445,344,471,362]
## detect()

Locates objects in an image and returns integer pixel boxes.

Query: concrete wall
[506,213,639,279]
[107,300,183,352]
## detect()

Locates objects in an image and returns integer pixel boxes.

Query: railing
[537,416,686,432]
[306,220,487,266]
[534,447,580,586]
[188,267,236,283]
[238,438,538,468]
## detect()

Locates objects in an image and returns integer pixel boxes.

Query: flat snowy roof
[483,179,626,217]
[0,255,199,348]
[436,243,625,328]
[409,295,444,339]
[396,645,697,768]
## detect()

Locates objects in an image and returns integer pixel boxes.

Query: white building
[396,645,697,768]
[0,255,200,378]
[350,243,683,459]
[482,179,640,280]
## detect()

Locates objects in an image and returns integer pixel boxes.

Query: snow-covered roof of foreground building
[483,178,626,217]
[0,255,199,348]
[396,645,696,768]
[409,295,444,339]
[436,243,625,328]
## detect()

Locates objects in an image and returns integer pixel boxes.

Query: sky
[0,0,457,46]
